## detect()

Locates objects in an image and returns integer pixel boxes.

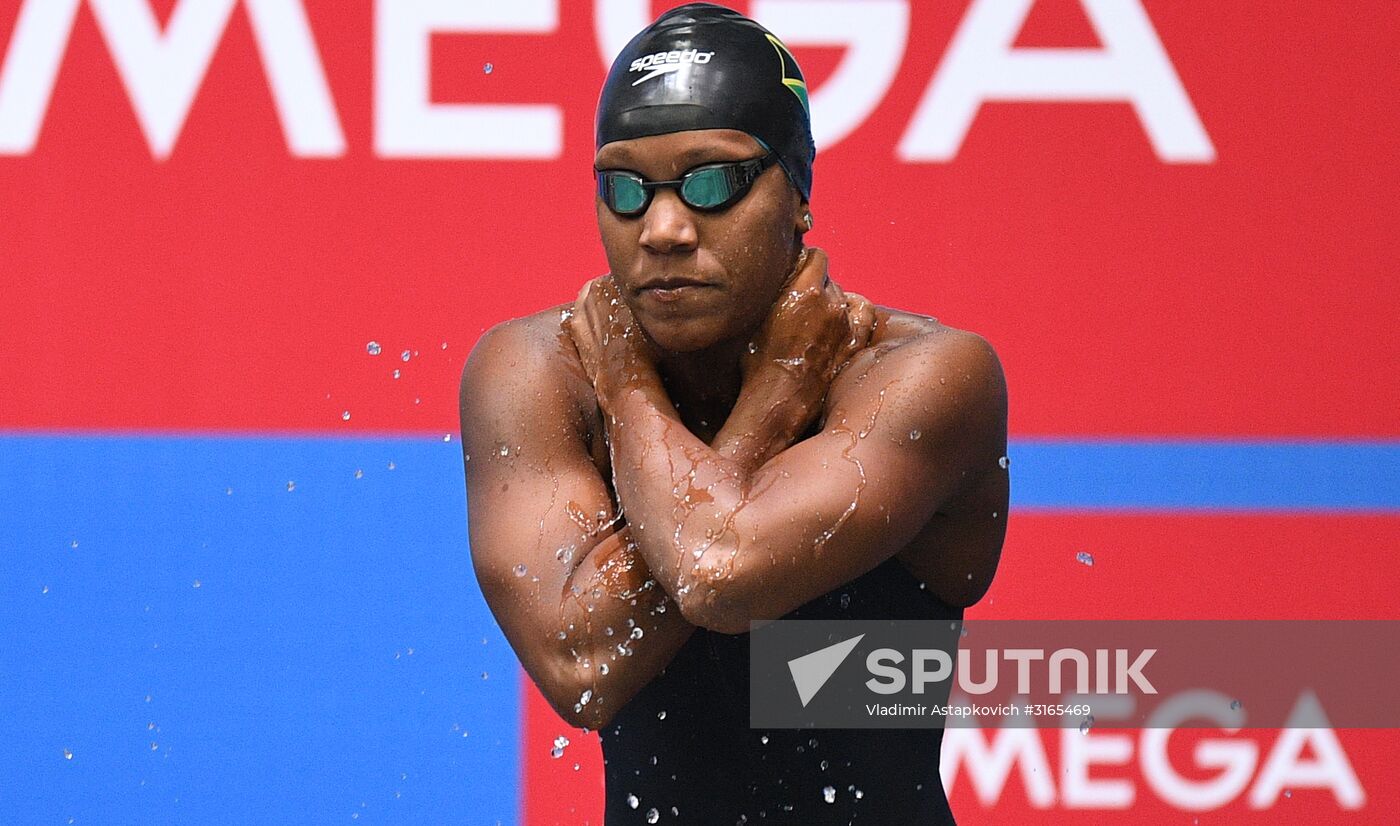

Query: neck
[655,337,747,432]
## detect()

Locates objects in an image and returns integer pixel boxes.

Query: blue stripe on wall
[1009,439,1400,510]
[2,433,1398,824]
[0,434,518,826]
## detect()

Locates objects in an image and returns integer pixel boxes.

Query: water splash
[822,786,836,803]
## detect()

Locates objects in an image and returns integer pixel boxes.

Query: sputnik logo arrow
[787,634,865,707]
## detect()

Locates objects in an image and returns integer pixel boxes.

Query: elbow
[542,680,618,732]
[675,564,757,636]
[535,662,617,731]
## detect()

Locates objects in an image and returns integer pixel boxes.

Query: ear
[793,200,813,235]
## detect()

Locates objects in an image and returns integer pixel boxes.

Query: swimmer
[460,4,1007,822]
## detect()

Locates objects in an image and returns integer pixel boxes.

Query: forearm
[553,526,695,730]
[604,386,774,628]
[710,367,816,474]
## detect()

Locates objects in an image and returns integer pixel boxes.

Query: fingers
[786,247,828,294]
[844,292,877,352]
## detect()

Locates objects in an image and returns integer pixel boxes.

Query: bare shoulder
[834,306,1006,415]
[459,303,596,441]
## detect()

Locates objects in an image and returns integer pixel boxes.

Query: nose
[638,188,698,254]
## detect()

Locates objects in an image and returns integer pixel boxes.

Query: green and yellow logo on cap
[765,34,809,115]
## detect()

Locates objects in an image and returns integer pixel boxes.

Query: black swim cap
[595,3,815,200]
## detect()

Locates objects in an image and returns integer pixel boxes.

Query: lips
[637,276,713,290]
[635,276,718,304]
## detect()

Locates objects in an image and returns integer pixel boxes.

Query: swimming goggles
[596,152,779,216]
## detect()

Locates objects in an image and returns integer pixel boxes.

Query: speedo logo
[629,49,716,85]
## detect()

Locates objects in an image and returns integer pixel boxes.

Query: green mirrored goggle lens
[679,166,737,209]
[609,175,648,214]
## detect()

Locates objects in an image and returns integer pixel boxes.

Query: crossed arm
[569,267,1007,634]
[462,252,1005,728]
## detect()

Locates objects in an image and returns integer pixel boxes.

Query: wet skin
[459,130,1008,730]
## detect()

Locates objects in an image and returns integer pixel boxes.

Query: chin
[635,315,726,354]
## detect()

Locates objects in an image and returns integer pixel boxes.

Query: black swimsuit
[600,556,962,824]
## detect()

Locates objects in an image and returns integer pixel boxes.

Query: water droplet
[579,689,592,706]
[822,786,836,804]
[630,626,644,640]
[760,735,769,744]
[573,762,580,771]
[481,671,488,679]
[443,434,452,442]
[657,710,667,720]
[150,742,158,751]
[1230,699,1242,710]
[854,788,864,800]
[909,429,921,441]
[645,808,659,823]
[367,341,381,356]
[499,445,510,457]
[1075,551,1094,566]
[354,469,363,479]
[401,350,412,362]
[63,748,73,760]
[147,722,156,730]
[1079,715,1095,734]
[998,455,1010,469]
[145,695,152,703]
[225,487,233,495]
[192,579,201,589]
[1284,789,1292,799]
[387,461,396,470]
[626,794,640,809]
[599,663,609,675]
[342,410,351,421]
[513,564,528,577]
[70,540,79,549]
[483,62,494,74]
[747,341,758,354]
